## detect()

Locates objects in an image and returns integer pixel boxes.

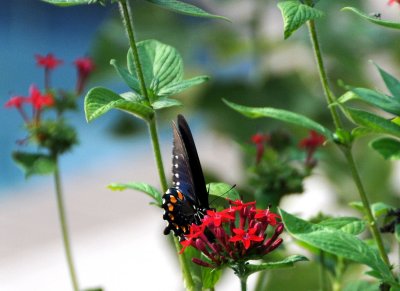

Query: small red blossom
[27,85,54,110]
[299,130,325,168]
[388,0,400,5]
[5,96,27,109]
[180,199,283,268]
[229,227,264,249]
[35,53,63,70]
[74,57,95,95]
[251,133,269,165]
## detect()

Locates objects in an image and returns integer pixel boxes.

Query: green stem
[240,275,248,291]
[148,115,168,192]
[54,156,79,291]
[342,148,390,266]
[118,0,149,101]
[318,251,329,291]
[117,1,196,289]
[307,19,392,271]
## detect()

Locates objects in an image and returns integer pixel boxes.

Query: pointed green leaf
[201,268,222,289]
[346,108,400,138]
[279,209,393,282]
[374,63,400,101]
[277,0,324,39]
[84,87,153,122]
[246,255,308,275]
[127,40,183,94]
[42,0,99,6]
[349,202,394,219]
[108,182,162,206]
[110,59,141,92]
[224,99,333,140]
[152,98,182,110]
[370,137,400,160]
[342,7,400,30]
[157,75,210,97]
[144,0,228,21]
[12,152,56,178]
[318,217,366,235]
[339,87,400,116]
[207,182,241,201]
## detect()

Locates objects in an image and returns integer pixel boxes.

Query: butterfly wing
[172,114,209,209]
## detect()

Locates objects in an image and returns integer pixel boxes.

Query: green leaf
[246,255,308,275]
[201,268,222,289]
[342,7,400,30]
[343,280,380,291]
[374,63,400,101]
[127,40,183,95]
[157,75,210,97]
[108,182,162,206]
[224,99,333,140]
[84,87,154,122]
[395,224,400,243]
[345,108,400,138]
[339,87,400,116]
[349,202,393,219]
[207,182,241,201]
[152,98,182,110]
[12,152,56,178]
[41,0,98,6]
[279,209,393,282]
[144,0,228,21]
[318,217,366,235]
[277,0,324,39]
[110,59,141,92]
[370,137,400,160]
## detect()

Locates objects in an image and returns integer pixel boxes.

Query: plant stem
[307,19,392,269]
[54,155,79,291]
[118,0,149,101]
[148,115,168,192]
[318,251,329,291]
[117,1,196,289]
[240,275,248,291]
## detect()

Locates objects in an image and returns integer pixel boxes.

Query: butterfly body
[162,115,209,239]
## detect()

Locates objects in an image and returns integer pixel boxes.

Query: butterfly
[162,115,210,240]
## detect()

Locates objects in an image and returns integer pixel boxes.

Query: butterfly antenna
[209,184,237,205]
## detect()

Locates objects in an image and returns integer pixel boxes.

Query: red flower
[5,96,27,109]
[388,0,400,5]
[254,209,280,226]
[27,85,54,110]
[74,57,95,94]
[251,133,269,165]
[35,53,63,70]
[229,227,264,249]
[206,210,235,227]
[299,130,325,150]
[299,130,325,168]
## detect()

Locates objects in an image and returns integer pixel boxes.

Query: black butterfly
[162,115,210,240]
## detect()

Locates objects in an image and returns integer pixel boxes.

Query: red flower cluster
[299,130,325,168]
[74,57,95,95]
[251,133,269,165]
[180,200,284,268]
[5,84,53,124]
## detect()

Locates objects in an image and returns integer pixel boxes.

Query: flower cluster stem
[307,19,392,271]
[54,156,79,291]
[117,1,196,290]
[240,275,248,291]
